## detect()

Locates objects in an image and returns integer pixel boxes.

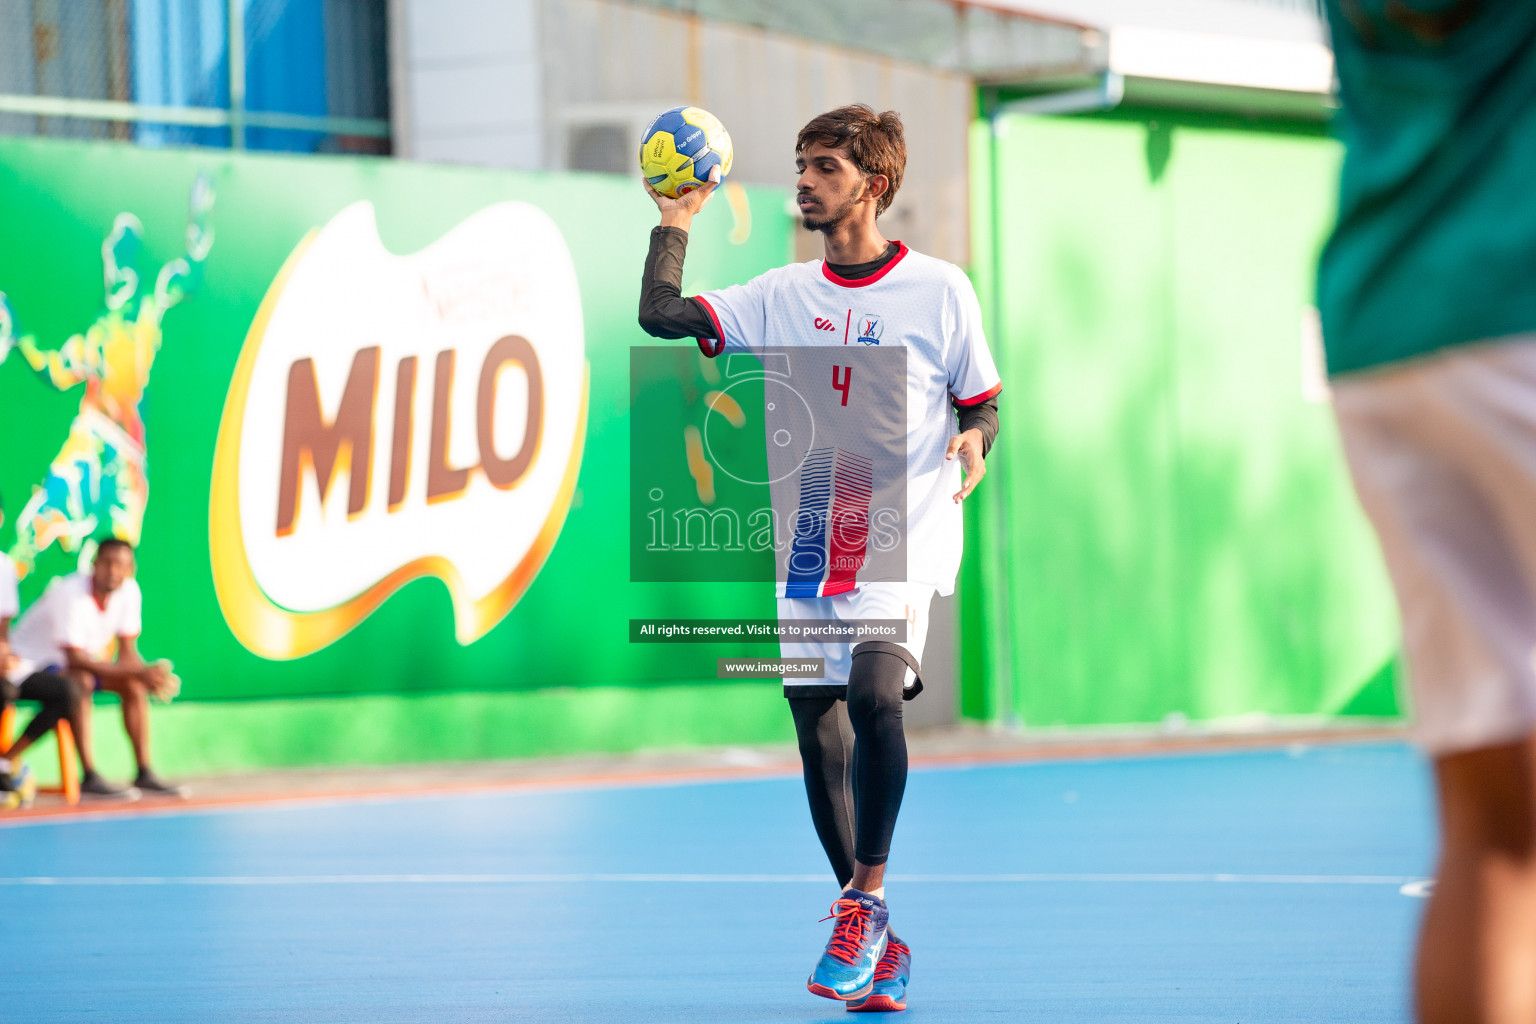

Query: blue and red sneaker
[846,932,910,1012]
[807,889,889,1001]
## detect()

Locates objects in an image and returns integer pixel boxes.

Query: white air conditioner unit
[558,102,684,175]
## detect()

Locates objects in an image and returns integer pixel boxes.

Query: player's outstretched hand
[645,166,721,229]
[947,429,987,503]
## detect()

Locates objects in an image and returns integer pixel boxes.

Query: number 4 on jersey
[832,365,851,406]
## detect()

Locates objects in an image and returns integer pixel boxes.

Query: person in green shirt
[1322,2,1536,1021]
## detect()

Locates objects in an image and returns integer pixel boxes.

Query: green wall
[0,137,798,779]
[963,113,1402,729]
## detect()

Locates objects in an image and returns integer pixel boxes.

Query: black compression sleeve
[638,226,717,341]
[956,394,999,456]
[787,650,913,879]
[845,650,910,867]
[790,696,857,887]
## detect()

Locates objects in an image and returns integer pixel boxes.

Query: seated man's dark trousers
[1,670,86,759]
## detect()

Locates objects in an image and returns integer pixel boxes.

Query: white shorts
[1334,336,1536,755]
[777,581,935,700]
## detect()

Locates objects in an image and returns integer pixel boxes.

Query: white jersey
[10,571,143,672]
[0,557,18,623]
[0,557,21,683]
[698,243,1001,596]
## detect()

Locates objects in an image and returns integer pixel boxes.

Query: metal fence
[0,0,390,153]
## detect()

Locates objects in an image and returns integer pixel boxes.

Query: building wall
[963,112,1400,729]
[543,0,974,266]
[393,0,546,166]
[395,0,973,265]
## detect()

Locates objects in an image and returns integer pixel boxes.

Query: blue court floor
[1,741,1434,1023]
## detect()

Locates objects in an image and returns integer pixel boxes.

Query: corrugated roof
[996,0,1325,43]
[623,0,1335,99]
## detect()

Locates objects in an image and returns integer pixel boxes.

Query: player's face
[795,142,871,233]
[93,546,134,594]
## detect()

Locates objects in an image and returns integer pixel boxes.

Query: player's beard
[799,187,861,233]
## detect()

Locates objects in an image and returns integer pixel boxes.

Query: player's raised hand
[645,166,721,229]
[947,429,987,502]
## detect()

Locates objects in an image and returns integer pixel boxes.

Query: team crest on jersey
[856,314,884,345]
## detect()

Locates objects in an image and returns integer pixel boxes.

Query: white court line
[0,872,1429,887]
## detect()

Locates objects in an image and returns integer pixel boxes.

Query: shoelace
[818,898,874,965]
[873,940,910,980]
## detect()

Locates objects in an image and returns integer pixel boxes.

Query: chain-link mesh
[0,0,389,152]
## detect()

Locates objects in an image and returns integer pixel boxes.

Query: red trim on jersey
[843,308,851,345]
[953,381,1003,406]
[695,296,726,358]
[820,242,909,288]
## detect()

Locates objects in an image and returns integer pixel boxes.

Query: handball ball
[640,106,734,199]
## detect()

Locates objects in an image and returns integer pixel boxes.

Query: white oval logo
[210,201,587,659]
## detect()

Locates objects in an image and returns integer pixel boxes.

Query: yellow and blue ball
[639,106,733,199]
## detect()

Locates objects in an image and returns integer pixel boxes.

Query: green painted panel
[987,116,1184,725]
[967,114,1402,728]
[1165,127,1397,721]
[0,138,792,716]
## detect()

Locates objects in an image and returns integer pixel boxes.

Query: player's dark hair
[796,104,906,217]
[96,537,134,560]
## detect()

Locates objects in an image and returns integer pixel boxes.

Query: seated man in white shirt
[10,538,185,798]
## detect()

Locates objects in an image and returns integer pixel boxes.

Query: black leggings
[789,650,910,885]
[2,671,85,748]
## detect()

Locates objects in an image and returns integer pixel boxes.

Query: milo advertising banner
[0,137,792,768]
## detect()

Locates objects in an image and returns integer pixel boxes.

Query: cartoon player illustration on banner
[0,174,214,578]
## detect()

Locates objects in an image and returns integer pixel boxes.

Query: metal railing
[0,0,390,153]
